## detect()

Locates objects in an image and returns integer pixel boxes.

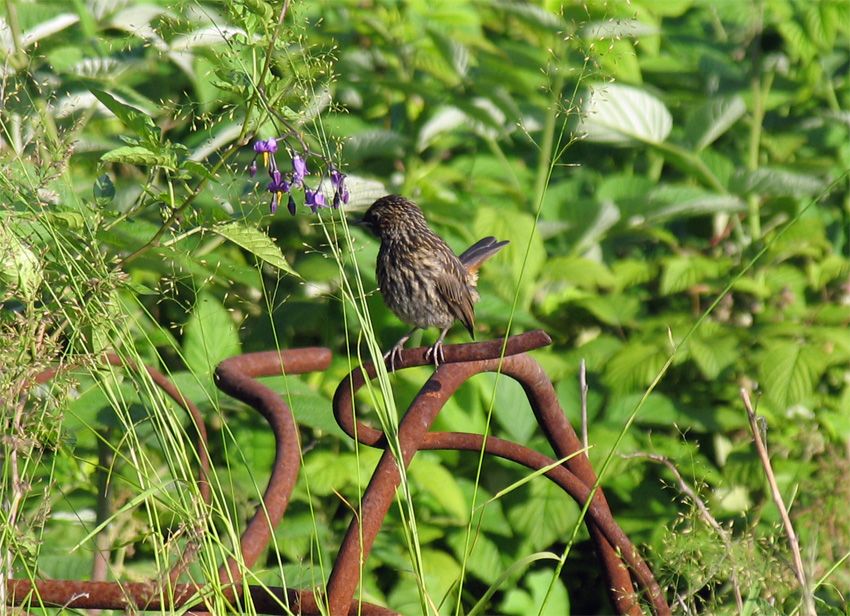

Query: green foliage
[3,0,850,614]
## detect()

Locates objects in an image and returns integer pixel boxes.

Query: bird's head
[357,195,428,241]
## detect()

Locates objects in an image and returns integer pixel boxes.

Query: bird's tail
[459,236,509,273]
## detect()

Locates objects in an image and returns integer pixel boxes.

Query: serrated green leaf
[343,129,407,161]
[646,185,746,222]
[541,256,616,289]
[604,342,668,393]
[577,83,672,145]
[759,340,826,411]
[575,294,640,327]
[410,456,468,523]
[507,480,578,550]
[731,167,824,197]
[474,206,545,310]
[447,530,502,584]
[213,223,299,277]
[688,327,738,379]
[684,95,746,151]
[183,292,241,376]
[101,146,175,168]
[660,255,726,295]
[91,89,158,140]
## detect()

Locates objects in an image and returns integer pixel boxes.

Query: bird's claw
[424,340,445,367]
[383,344,404,372]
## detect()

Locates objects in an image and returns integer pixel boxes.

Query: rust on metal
[6,332,669,615]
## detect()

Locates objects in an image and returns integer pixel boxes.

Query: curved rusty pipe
[329,331,668,615]
[213,348,332,586]
[10,348,395,615]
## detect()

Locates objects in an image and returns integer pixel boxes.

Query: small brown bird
[358,195,509,368]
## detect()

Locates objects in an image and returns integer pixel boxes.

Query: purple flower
[291,154,309,187]
[287,194,297,216]
[249,137,280,179]
[253,138,278,154]
[267,169,291,215]
[305,187,327,213]
[330,168,349,206]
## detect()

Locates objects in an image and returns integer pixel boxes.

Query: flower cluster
[248,137,349,215]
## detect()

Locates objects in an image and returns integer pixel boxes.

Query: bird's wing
[458,237,509,274]
[435,261,477,338]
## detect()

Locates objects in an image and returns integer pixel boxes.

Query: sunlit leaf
[183,292,241,376]
[760,340,826,411]
[213,223,299,277]
[731,167,824,197]
[91,89,158,140]
[684,95,746,150]
[101,146,175,168]
[410,456,468,523]
[576,83,672,145]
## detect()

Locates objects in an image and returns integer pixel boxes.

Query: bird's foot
[383,344,405,372]
[424,340,445,367]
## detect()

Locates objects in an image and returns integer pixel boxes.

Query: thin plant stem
[740,388,815,616]
[579,359,588,451]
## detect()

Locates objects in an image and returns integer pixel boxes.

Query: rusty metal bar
[329,331,669,615]
[7,333,669,615]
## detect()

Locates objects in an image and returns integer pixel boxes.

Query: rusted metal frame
[329,331,669,615]
[9,335,669,615]
[12,348,396,615]
[6,579,398,615]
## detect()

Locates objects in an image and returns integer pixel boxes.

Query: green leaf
[731,167,824,197]
[577,83,672,145]
[684,95,747,151]
[0,226,42,302]
[477,372,536,444]
[101,146,175,168]
[575,294,640,327]
[759,340,827,411]
[447,530,502,585]
[604,342,668,393]
[409,456,468,523]
[183,292,241,376]
[474,206,545,310]
[660,255,726,295]
[501,569,570,616]
[90,89,158,140]
[213,223,299,277]
[507,480,579,550]
[687,327,738,379]
[93,173,115,207]
[258,376,346,437]
[645,185,746,222]
[343,129,407,161]
[302,451,356,496]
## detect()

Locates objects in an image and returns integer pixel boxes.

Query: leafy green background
[2,0,850,614]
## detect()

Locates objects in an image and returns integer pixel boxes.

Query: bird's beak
[350,216,368,229]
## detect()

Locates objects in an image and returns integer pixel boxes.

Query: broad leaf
[91,89,158,141]
[577,83,672,145]
[213,223,299,277]
[183,292,241,376]
[759,340,827,411]
[101,146,175,168]
[409,456,468,523]
[684,95,747,151]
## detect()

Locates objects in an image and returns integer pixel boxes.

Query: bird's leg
[425,327,450,367]
[383,328,417,371]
